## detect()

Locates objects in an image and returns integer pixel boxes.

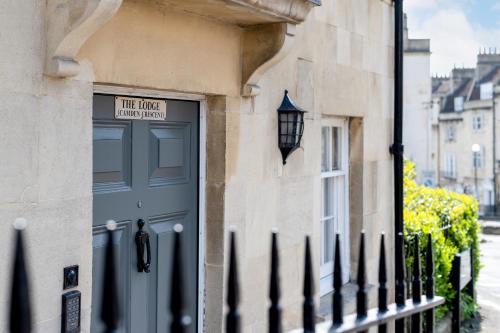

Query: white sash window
[320,118,350,295]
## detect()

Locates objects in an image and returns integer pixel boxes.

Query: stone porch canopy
[45,0,321,95]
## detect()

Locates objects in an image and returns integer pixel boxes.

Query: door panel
[93,121,132,192]
[91,222,132,333]
[149,123,191,184]
[146,212,187,332]
[92,94,199,333]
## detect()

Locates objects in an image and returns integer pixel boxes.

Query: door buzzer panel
[149,123,191,186]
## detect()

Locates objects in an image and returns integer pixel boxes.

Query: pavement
[481,220,500,235]
[475,232,500,332]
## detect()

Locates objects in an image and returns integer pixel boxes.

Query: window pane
[320,176,346,267]
[321,127,329,172]
[452,154,456,176]
[334,176,344,230]
[322,217,334,264]
[481,82,493,100]
[322,178,334,217]
[473,151,483,168]
[454,96,464,112]
[447,125,455,141]
[332,127,341,170]
[472,116,482,131]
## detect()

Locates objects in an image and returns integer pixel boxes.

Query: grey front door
[91,94,199,332]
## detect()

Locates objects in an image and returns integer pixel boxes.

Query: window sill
[317,282,375,321]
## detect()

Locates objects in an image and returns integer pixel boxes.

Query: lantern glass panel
[294,113,302,143]
[278,113,283,143]
[279,112,303,147]
[288,113,297,145]
[279,113,288,145]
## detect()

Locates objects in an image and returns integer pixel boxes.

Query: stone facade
[0,0,396,332]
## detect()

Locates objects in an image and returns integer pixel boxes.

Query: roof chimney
[477,47,500,79]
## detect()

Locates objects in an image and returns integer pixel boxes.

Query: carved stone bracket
[242,23,296,96]
[45,0,123,77]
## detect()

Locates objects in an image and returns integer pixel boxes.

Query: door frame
[93,84,207,332]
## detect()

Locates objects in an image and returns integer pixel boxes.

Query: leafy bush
[403,160,480,319]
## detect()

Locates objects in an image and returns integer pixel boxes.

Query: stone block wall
[0,0,395,332]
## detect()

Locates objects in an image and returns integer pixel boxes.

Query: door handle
[135,219,151,273]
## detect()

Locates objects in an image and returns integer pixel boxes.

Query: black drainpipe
[392,1,404,237]
[391,0,406,329]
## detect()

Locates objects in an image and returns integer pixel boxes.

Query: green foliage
[461,294,477,320]
[403,160,480,320]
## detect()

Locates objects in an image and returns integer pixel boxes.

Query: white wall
[403,52,433,184]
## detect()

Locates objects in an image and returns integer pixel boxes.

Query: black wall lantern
[277,90,306,164]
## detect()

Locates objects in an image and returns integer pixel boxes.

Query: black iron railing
[303,232,444,333]
[7,223,445,333]
[450,247,475,332]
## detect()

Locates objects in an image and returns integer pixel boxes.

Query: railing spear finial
[378,233,388,333]
[332,233,343,327]
[9,218,32,333]
[171,224,190,333]
[411,234,422,332]
[395,232,406,331]
[412,234,422,302]
[101,220,121,333]
[425,234,434,298]
[226,231,241,333]
[356,232,367,320]
[303,236,315,333]
[425,233,435,333]
[269,232,282,333]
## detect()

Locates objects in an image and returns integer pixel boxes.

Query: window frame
[472,115,483,132]
[454,96,464,112]
[445,152,457,178]
[480,82,494,100]
[320,117,350,295]
[446,125,456,142]
[473,149,483,169]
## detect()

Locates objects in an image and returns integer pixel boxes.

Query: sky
[404,0,500,76]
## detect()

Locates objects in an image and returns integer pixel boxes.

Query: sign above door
[115,96,167,121]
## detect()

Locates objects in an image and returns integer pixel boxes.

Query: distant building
[403,15,434,185]
[434,50,500,214]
